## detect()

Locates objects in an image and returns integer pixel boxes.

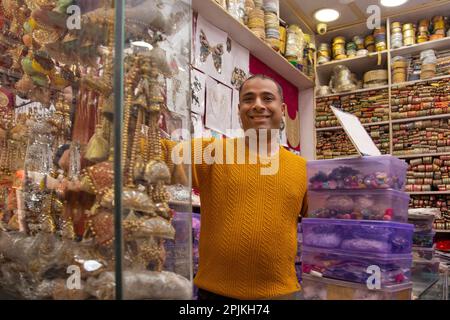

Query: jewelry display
[0,0,192,300]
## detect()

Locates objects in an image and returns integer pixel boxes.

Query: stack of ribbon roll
[305,34,316,78]
[332,36,347,60]
[420,49,437,80]
[353,35,365,50]
[315,88,389,127]
[417,19,430,43]
[391,21,403,49]
[254,0,263,7]
[264,8,280,51]
[391,77,450,119]
[227,0,246,24]
[243,0,255,24]
[248,8,266,40]
[330,65,357,93]
[431,16,446,40]
[316,125,390,159]
[346,41,357,58]
[392,118,450,155]
[436,51,450,75]
[403,23,416,46]
[285,24,304,65]
[263,0,279,15]
[374,26,387,51]
[405,156,450,192]
[317,43,331,65]
[392,56,408,84]
[279,19,287,55]
[364,34,375,52]
[363,69,388,88]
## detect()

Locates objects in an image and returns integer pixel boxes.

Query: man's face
[238,78,286,131]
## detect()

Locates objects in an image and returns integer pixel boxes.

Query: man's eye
[264,96,274,101]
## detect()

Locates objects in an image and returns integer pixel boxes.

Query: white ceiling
[280,0,450,34]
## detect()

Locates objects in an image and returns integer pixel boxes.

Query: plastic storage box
[301,246,412,287]
[302,218,414,254]
[301,274,412,300]
[307,189,410,222]
[412,246,435,261]
[408,214,435,233]
[307,156,407,191]
[413,231,435,248]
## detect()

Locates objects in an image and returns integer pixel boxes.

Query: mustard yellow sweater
[163,138,308,299]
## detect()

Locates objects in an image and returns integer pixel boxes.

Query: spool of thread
[248,8,266,40]
[228,0,246,24]
[373,27,387,51]
[264,11,280,51]
[279,22,287,55]
[364,35,375,52]
[346,41,357,57]
[285,24,303,61]
[318,43,331,64]
[353,36,365,50]
[263,0,279,14]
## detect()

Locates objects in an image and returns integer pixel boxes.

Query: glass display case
[0,0,192,300]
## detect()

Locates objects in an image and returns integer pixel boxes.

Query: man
[165,74,308,300]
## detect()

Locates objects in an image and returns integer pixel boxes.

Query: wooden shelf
[191,0,314,90]
[316,50,388,83]
[316,121,390,132]
[436,230,450,233]
[392,114,450,124]
[396,152,450,159]
[390,37,450,57]
[391,74,450,88]
[408,191,450,195]
[315,85,389,98]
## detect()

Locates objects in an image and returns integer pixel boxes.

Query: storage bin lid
[302,217,414,231]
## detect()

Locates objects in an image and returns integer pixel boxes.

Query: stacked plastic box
[408,212,440,295]
[301,156,414,300]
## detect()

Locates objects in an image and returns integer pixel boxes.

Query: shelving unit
[315,85,389,98]
[397,152,450,159]
[312,2,450,161]
[316,121,390,131]
[392,114,450,123]
[191,0,314,90]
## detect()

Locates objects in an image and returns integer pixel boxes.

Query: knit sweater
[162,138,308,299]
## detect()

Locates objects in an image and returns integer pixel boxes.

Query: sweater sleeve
[161,138,214,190]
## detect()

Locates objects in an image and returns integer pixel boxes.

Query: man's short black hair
[239,74,284,102]
[238,74,284,102]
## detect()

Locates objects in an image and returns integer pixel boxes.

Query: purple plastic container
[307,156,408,191]
[301,246,412,287]
[302,218,414,254]
[307,189,410,222]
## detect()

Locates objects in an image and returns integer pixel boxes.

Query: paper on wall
[205,76,232,135]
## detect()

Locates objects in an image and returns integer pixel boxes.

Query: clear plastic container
[301,247,412,287]
[412,246,435,261]
[301,274,412,300]
[413,231,436,248]
[411,258,440,288]
[408,213,435,233]
[307,156,408,191]
[307,189,410,222]
[302,218,414,254]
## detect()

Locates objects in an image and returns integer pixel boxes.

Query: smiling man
[163,74,308,300]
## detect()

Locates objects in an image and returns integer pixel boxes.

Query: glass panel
[120,0,192,299]
[0,0,116,299]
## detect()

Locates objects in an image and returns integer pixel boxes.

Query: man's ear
[281,102,287,115]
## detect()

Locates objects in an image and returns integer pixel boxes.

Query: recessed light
[380,0,408,7]
[314,8,340,23]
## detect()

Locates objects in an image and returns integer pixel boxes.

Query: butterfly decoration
[199,29,224,74]
[231,67,247,90]
[191,75,202,107]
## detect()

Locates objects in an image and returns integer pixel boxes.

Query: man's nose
[252,97,267,111]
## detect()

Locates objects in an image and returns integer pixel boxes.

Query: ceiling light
[314,8,340,23]
[380,0,408,7]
